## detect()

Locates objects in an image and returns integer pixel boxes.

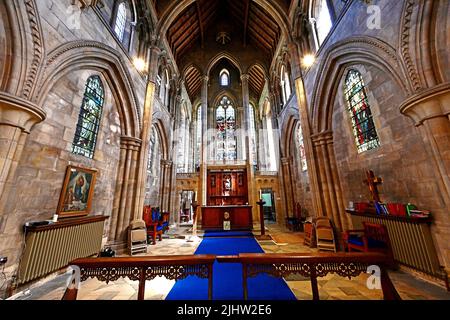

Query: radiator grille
[18,219,105,284]
[351,215,442,279]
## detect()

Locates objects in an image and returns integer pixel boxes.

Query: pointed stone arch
[309,36,412,134]
[36,41,142,139]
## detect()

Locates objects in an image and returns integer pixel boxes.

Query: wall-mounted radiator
[18,216,108,284]
[349,211,448,289]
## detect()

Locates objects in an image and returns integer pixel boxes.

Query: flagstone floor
[9,225,450,300]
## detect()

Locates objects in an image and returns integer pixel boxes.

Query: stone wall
[0,69,122,268]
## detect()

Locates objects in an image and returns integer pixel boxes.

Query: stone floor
[8,224,450,300]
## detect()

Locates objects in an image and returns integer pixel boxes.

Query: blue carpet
[166,236,296,300]
[203,231,254,238]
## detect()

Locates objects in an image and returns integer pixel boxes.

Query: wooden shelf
[346,210,432,224]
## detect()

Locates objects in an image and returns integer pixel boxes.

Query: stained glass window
[249,104,258,166]
[114,2,127,41]
[216,97,237,161]
[72,75,104,159]
[220,69,230,86]
[297,122,308,171]
[344,69,380,153]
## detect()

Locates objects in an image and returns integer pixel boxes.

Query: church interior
[0,0,449,301]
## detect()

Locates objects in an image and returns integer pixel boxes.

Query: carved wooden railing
[217,252,401,300]
[63,255,216,300]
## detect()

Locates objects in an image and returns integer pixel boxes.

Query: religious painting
[223,174,232,191]
[57,165,97,218]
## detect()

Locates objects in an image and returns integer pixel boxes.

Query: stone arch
[310,36,412,133]
[206,53,243,77]
[152,116,170,161]
[0,0,45,99]
[281,114,300,159]
[36,41,141,138]
[212,90,240,108]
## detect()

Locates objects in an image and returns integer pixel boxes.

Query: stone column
[0,93,45,206]
[311,131,344,231]
[281,157,294,219]
[199,76,209,206]
[241,74,257,220]
[400,83,450,268]
[110,136,141,244]
[160,160,173,212]
[288,41,324,219]
[133,45,160,221]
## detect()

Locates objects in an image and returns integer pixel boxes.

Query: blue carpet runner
[166,233,296,300]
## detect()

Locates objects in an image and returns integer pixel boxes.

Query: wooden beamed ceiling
[167,0,220,61]
[184,66,203,102]
[248,65,266,99]
[167,0,282,101]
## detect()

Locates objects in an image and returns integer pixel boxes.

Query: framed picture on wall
[56,165,97,218]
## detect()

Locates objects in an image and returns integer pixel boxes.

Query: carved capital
[0,92,46,133]
[400,83,450,126]
[311,130,333,147]
[120,136,142,150]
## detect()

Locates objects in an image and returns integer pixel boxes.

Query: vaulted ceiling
[165,0,284,64]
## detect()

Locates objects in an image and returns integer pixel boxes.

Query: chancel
[0,0,449,302]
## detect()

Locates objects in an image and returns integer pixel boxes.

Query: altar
[201,205,253,230]
[201,168,253,230]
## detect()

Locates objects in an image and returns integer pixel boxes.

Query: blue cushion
[156,225,164,232]
[348,235,364,246]
[348,235,387,249]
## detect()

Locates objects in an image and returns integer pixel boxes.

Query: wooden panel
[201,206,253,230]
[207,169,248,206]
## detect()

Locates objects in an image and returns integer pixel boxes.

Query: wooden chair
[128,220,148,255]
[343,222,395,267]
[303,221,315,247]
[315,217,337,252]
[143,206,163,245]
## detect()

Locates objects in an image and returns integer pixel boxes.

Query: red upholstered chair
[343,222,395,268]
[143,206,163,245]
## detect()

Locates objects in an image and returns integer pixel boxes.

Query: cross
[364,170,382,202]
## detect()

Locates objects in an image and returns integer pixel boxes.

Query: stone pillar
[159,159,173,212]
[241,74,257,220]
[133,45,160,222]
[110,136,141,243]
[199,76,209,206]
[400,83,450,268]
[0,93,45,206]
[288,41,324,220]
[281,157,294,219]
[311,131,344,231]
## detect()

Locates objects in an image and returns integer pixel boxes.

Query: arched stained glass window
[220,69,230,86]
[344,69,380,153]
[72,75,104,159]
[249,104,258,166]
[297,122,308,171]
[216,97,237,161]
[114,2,127,41]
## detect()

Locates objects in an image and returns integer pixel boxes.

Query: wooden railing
[63,255,216,300]
[63,252,400,300]
[217,252,401,300]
